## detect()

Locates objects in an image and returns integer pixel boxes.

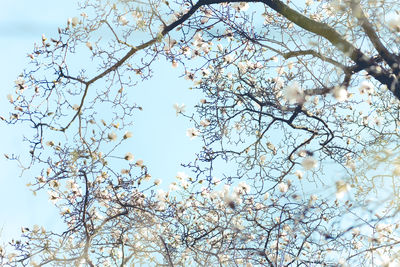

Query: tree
[2,0,400,265]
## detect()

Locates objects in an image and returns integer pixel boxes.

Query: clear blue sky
[0,0,201,243]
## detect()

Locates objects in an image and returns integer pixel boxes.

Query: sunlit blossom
[107,132,117,141]
[124,152,134,161]
[333,86,348,101]
[186,128,200,140]
[335,180,351,199]
[283,82,304,104]
[123,131,133,139]
[302,157,318,170]
[173,103,186,115]
[278,182,288,193]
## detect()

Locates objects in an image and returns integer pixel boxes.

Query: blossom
[136,159,144,167]
[173,103,186,115]
[118,16,129,25]
[235,181,251,195]
[65,179,78,190]
[294,170,303,179]
[283,82,304,104]
[15,77,25,86]
[186,128,200,140]
[124,152,134,161]
[237,62,248,73]
[336,180,350,199]
[86,42,93,50]
[278,182,288,193]
[176,172,188,180]
[71,17,79,27]
[224,54,234,63]
[259,155,267,164]
[7,94,13,103]
[48,190,60,204]
[123,131,133,139]
[169,182,179,191]
[359,81,374,95]
[156,189,167,202]
[388,15,400,31]
[154,178,162,185]
[234,2,249,11]
[302,157,318,170]
[107,132,117,141]
[332,86,347,101]
[200,119,210,127]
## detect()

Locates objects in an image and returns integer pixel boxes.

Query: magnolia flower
[124,152,134,161]
[49,180,59,188]
[259,155,267,164]
[359,81,374,95]
[65,179,78,190]
[156,189,167,202]
[173,103,186,115]
[283,82,304,104]
[136,159,144,167]
[121,169,130,175]
[263,192,270,200]
[234,2,249,11]
[123,131,133,139]
[176,172,188,180]
[302,157,318,170]
[107,132,117,141]
[335,180,350,199]
[200,119,210,127]
[86,41,93,50]
[388,15,400,31]
[267,142,277,155]
[7,94,13,103]
[118,16,129,25]
[239,181,251,193]
[48,191,60,204]
[154,178,162,185]
[310,194,318,202]
[172,60,178,68]
[15,77,25,86]
[186,128,200,140]
[278,182,288,193]
[333,86,347,101]
[224,54,234,63]
[169,182,179,191]
[71,17,79,27]
[237,62,247,73]
[294,170,304,179]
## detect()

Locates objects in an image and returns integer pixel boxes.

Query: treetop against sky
[3,0,400,266]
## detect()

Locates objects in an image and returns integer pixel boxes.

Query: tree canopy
[3,0,400,266]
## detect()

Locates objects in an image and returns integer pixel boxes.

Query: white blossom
[302,157,318,170]
[283,82,304,104]
[333,86,348,102]
[124,152,134,161]
[107,132,117,141]
[186,128,200,140]
[173,103,186,115]
[278,182,288,193]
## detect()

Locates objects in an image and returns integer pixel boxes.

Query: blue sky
[0,0,201,243]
